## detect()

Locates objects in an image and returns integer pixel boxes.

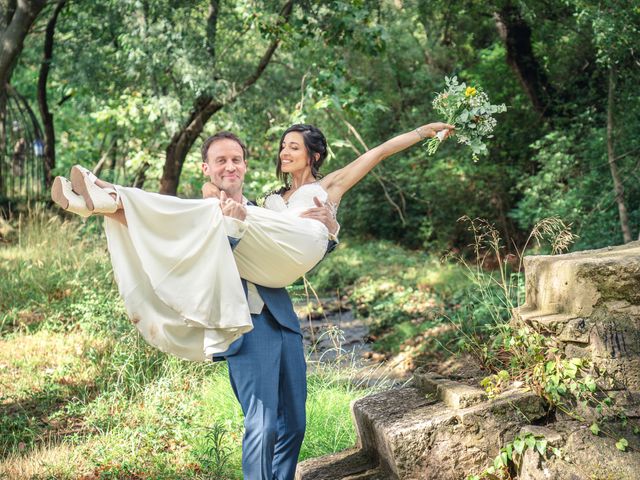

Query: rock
[295,448,379,480]
[518,421,640,480]
[351,386,547,479]
[413,369,487,409]
[516,241,640,392]
[297,242,640,479]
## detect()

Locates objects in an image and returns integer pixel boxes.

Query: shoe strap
[103,187,121,206]
[77,165,98,183]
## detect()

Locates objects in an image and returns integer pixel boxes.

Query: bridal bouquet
[427,76,507,160]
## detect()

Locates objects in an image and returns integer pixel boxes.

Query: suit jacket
[211,280,298,359]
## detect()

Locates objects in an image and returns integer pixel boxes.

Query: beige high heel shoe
[70,165,119,214]
[51,176,92,217]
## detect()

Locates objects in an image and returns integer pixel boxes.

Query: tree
[493,1,555,118]
[0,0,47,191]
[37,0,65,186]
[160,0,294,195]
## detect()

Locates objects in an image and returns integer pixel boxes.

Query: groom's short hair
[201,131,248,163]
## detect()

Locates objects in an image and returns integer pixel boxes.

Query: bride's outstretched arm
[320,122,454,202]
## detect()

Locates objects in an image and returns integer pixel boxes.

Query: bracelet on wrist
[415,127,426,140]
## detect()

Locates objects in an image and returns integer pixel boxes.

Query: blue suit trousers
[226,307,307,480]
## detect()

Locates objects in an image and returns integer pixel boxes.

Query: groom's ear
[201,162,210,176]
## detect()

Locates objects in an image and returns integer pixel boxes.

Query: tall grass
[448,216,576,372]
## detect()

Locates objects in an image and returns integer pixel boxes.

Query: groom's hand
[220,191,247,221]
[300,197,339,236]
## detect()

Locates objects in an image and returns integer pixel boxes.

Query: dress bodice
[263,183,330,216]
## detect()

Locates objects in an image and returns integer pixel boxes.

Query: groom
[200,131,338,480]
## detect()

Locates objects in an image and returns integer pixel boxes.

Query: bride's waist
[247,206,328,233]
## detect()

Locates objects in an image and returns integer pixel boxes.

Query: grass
[0,207,381,479]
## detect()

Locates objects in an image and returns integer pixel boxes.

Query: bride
[52,122,453,360]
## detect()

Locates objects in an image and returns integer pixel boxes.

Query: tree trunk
[159,0,294,196]
[132,161,150,189]
[160,97,224,195]
[0,0,47,89]
[493,3,554,118]
[0,90,6,195]
[606,67,632,243]
[37,0,66,187]
[0,0,46,195]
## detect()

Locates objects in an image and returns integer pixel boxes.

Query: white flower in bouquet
[427,76,507,160]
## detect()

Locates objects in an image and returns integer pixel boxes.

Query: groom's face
[202,139,247,197]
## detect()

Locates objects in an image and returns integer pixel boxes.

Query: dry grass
[1,439,93,479]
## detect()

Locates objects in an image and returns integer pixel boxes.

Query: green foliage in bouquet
[427,76,507,159]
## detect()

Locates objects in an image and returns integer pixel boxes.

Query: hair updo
[276,124,328,186]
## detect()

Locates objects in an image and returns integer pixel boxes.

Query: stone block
[518,241,640,319]
[413,368,486,409]
[519,425,563,447]
[295,448,377,480]
[518,422,640,480]
[351,387,547,479]
[557,317,591,344]
[517,241,640,393]
[437,381,487,409]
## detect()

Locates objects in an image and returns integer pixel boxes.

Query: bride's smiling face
[279,132,311,175]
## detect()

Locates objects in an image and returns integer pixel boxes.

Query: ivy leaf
[513,438,525,455]
[545,361,556,374]
[536,439,548,456]
[525,434,537,450]
[590,423,600,435]
[564,362,578,379]
[615,438,628,451]
[505,443,513,460]
[551,447,562,458]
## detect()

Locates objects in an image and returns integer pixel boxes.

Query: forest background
[2,0,639,250]
[1,0,640,478]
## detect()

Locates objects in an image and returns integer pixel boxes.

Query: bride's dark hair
[276,124,328,187]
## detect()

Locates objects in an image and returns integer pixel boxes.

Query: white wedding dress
[104,183,330,362]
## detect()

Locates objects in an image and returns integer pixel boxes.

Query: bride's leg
[105,209,127,226]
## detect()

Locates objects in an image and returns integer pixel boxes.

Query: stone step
[516,240,640,322]
[296,448,380,480]
[351,386,547,479]
[412,368,487,409]
[342,468,389,479]
[515,240,640,392]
